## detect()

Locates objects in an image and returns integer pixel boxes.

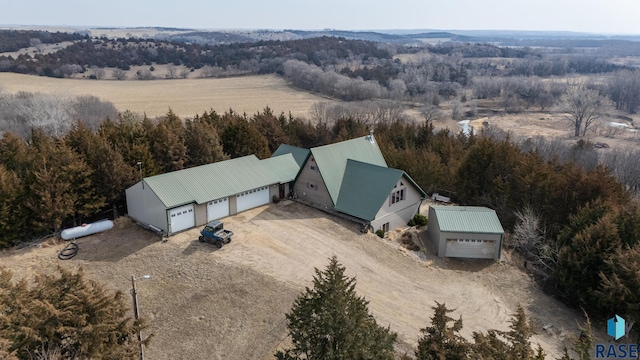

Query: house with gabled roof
[125,133,426,236]
[292,132,426,232]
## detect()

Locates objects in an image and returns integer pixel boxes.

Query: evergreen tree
[598,246,640,325]
[28,129,104,232]
[0,267,149,360]
[221,116,270,159]
[152,109,188,172]
[184,117,228,167]
[0,165,24,247]
[472,306,544,360]
[276,256,397,360]
[415,302,470,360]
[252,107,290,153]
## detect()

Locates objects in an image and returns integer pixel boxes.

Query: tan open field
[0,201,587,359]
[0,73,333,119]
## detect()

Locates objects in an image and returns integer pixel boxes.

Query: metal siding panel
[126,181,170,233]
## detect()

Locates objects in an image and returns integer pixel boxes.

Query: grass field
[0,73,334,119]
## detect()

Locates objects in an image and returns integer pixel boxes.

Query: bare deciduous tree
[89,66,105,80]
[112,68,127,80]
[420,104,445,122]
[559,84,609,137]
[450,100,464,121]
[29,38,45,53]
[166,64,178,79]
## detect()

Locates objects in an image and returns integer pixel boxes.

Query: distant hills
[2,25,640,46]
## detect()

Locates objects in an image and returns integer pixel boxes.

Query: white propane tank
[61,219,114,240]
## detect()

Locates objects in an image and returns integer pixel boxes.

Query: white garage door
[207,198,229,222]
[237,186,270,213]
[445,239,495,259]
[169,204,195,233]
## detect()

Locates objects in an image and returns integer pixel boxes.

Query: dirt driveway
[1,201,582,359]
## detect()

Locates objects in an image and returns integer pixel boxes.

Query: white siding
[371,177,422,231]
[126,181,169,233]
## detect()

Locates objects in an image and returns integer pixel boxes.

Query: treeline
[0,35,391,78]
[0,30,85,53]
[0,108,333,246]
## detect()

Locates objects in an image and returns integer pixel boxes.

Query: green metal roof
[335,160,404,221]
[271,144,310,167]
[311,134,387,204]
[141,155,281,208]
[431,206,504,234]
[261,154,301,183]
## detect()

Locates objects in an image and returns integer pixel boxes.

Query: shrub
[412,214,428,227]
[375,229,385,238]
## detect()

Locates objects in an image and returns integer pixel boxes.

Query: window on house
[389,188,407,205]
[310,165,317,171]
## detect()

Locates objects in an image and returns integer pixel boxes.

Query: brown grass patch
[0,73,335,119]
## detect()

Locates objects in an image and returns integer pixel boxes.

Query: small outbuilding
[427,206,504,260]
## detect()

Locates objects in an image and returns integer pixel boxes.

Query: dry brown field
[0,201,588,359]
[0,73,335,119]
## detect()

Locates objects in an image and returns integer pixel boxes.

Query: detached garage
[427,206,504,260]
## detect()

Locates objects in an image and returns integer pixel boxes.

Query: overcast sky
[1,0,638,35]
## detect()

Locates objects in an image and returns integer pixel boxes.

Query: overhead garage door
[207,198,229,222]
[445,238,495,259]
[169,204,195,233]
[237,186,270,213]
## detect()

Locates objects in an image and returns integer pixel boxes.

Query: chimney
[367,129,375,143]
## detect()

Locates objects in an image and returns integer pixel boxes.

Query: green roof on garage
[311,134,387,204]
[431,206,504,234]
[335,160,425,221]
[261,154,301,183]
[141,155,282,208]
[271,144,310,167]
